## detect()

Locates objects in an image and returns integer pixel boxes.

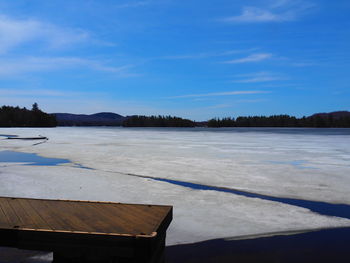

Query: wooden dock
[0,196,172,262]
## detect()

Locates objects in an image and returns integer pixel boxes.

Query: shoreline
[166,226,350,263]
[2,227,349,263]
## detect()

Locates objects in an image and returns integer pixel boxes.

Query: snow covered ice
[1,127,350,246]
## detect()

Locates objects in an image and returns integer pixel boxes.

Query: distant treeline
[122,115,195,127]
[0,103,57,127]
[2,103,349,128]
[207,114,350,128]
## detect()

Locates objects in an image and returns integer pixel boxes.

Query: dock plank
[0,198,21,228]
[42,200,97,233]
[68,201,126,234]
[7,198,39,229]
[27,199,70,231]
[0,196,172,263]
[0,200,11,228]
[107,204,159,232]
[90,203,146,235]
[122,204,163,223]
[0,197,172,236]
[19,199,53,230]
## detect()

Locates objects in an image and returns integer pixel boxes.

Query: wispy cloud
[206,104,233,109]
[261,83,300,88]
[0,15,89,54]
[223,7,293,23]
[236,99,267,103]
[160,53,211,60]
[0,88,87,97]
[223,53,272,64]
[291,61,317,67]
[168,90,269,99]
[271,0,294,8]
[115,1,151,8]
[158,48,259,60]
[233,72,286,83]
[222,0,315,23]
[0,92,162,116]
[0,56,136,77]
[202,99,267,110]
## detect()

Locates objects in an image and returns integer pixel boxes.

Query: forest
[122,115,196,127]
[0,103,57,127]
[1,103,349,128]
[207,113,350,128]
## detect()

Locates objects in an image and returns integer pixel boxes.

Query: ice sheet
[0,127,350,245]
[1,164,350,245]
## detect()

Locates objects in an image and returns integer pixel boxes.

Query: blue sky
[0,0,349,121]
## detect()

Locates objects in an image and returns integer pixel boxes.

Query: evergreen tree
[207,114,350,128]
[0,104,57,127]
[122,115,195,127]
[32,102,39,112]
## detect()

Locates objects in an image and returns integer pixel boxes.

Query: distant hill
[310,111,350,119]
[53,112,125,126]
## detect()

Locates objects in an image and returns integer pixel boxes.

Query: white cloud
[223,7,294,23]
[0,56,136,77]
[0,15,89,54]
[223,0,315,23]
[168,90,269,99]
[233,72,286,83]
[0,15,136,77]
[223,53,272,64]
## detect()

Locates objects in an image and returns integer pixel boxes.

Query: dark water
[1,227,349,263]
[0,150,70,166]
[134,175,350,219]
[0,134,18,138]
[0,150,94,169]
[166,227,350,263]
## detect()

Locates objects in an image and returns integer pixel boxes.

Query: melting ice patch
[267,160,318,170]
[0,150,69,166]
[0,134,18,138]
[0,150,92,169]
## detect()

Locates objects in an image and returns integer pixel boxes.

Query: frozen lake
[1,127,350,246]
